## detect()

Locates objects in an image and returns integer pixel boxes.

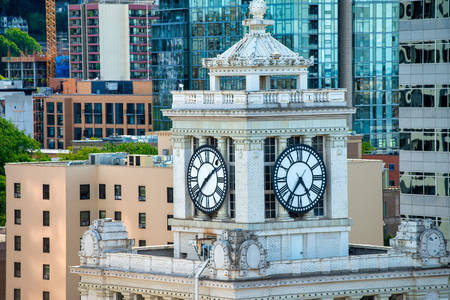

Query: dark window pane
[80,211,90,226]
[139,186,146,201]
[114,211,122,221]
[43,211,50,226]
[43,184,50,200]
[14,209,21,225]
[167,187,173,203]
[14,262,21,277]
[99,184,106,199]
[139,213,146,228]
[43,264,50,280]
[14,183,21,198]
[14,236,21,251]
[80,184,90,200]
[115,185,122,200]
[43,237,50,253]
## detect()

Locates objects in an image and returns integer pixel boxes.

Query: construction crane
[46,0,56,84]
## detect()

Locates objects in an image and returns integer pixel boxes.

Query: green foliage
[384,233,393,246]
[4,28,41,55]
[59,143,158,161]
[0,117,39,175]
[0,118,39,226]
[362,141,375,155]
[0,35,21,57]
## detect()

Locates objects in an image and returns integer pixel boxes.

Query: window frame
[43,184,50,200]
[14,183,21,198]
[14,262,21,278]
[138,212,146,229]
[43,237,50,253]
[14,209,21,225]
[167,187,173,203]
[114,184,122,200]
[43,211,50,226]
[79,184,90,200]
[138,185,146,201]
[43,264,50,280]
[14,236,21,251]
[80,211,90,227]
[99,184,106,199]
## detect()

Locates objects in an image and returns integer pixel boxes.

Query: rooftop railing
[171,89,347,110]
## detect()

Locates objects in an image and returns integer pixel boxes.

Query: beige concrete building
[348,159,384,246]
[5,153,173,300]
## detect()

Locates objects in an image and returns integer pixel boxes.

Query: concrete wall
[98,4,130,81]
[1,92,33,137]
[348,159,384,246]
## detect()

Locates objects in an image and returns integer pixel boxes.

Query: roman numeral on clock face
[279,184,290,198]
[215,186,224,198]
[310,184,321,195]
[313,175,323,181]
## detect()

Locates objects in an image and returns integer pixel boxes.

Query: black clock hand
[298,176,309,195]
[198,165,221,196]
[291,174,303,194]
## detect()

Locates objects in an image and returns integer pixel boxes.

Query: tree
[0,35,21,57]
[4,28,41,55]
[0,117,39,175]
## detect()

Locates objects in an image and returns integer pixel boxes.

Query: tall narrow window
[94,103,102,124]
[73,103,81,123]
[106,103,114,124]
[115,185,122,200]
[43,264,50,280]
[148,103,152,124]
[14,183,21,198]
[14,262,21,277]
[138,186,146,201]
[115,103,123,124]
[264,138,276,219]
[80,184,90,200]
[99,184,106,199]
[167,214,173,231]
[99,210,106,219]
[14,210,21,225]
[43,237,50,253]
[14,236,21,251]
[139,213,146,229]
[114,211,122,221]
[43,291,50,300]
[14,289,20,300]
[43,211,50,226]
[167,187,173,203]
[312,136,324,216]
[43,184,50,200]
[80,211,90,226]
[228,138,235,218]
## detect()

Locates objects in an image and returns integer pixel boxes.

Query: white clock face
[272,144,326,213]
[420,228,446,258]
[187,145,228,214]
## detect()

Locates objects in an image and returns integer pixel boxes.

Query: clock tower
[164,0,355,274]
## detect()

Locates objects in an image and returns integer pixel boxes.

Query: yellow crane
[46,0,56,83]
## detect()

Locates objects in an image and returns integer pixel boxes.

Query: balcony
[171,89,347,110]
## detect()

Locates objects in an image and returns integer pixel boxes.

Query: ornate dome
[203,0,313,69]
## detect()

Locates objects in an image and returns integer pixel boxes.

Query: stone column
[276,136,291,220]
[78,287,89,300]
[121,292,135,300]
[324,134,348,219]
[246,74,260,91]
[303,134,316,219]
[297,71,308,90]
[234,137,265,223]
[195,136,209,220]
[172,135,193,219]
[209,74,220,91]
[96,289,114,300]
[377,293,391,300]
[142,295,158,300]
[216,136,229,220]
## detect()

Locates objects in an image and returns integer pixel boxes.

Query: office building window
[43,264,50,280]
[114,211,122,221]
[137,103,145,125]
[136,156,141,166]
[43,184,50,200]
[94,128,102,138]
[43,211,50,226]
[74,127,82,140]
[14,236,21,251]
[127,128,135,135]
[106,103,114,124]
[115,103,124,124]
[139,213,146,229]
[127,103,135,124]
[57,102,63,113]
[99,184,106,199]
[80,211,90,226]
[167,187,173,203]
[84,103,93,124]
[148,103,152,125]
[14,262,21,277]
[74,103,81,123]
[115,128,124,135]
[14,289,20,300]
[115,185,122,200]
[80,184,90,200]
[43,237,50,253]
[139,240,146,246]
[14,183,21,198]
[94,103,102,124]
[14,210,21,225]
[106,128,114,137]
[167,214,173,231]
[138,186,146,201]
[43,291,50,300]
[389,163,395,171]
[129,155,134,166]
[99,210,106,219]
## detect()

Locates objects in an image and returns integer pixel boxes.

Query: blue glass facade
[151,0,190,131]
[152,1,400,153]
[352,1,400,152]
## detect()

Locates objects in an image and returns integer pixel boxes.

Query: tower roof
[203,0,313,69]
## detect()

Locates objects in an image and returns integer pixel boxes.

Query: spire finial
[249,0,267,20]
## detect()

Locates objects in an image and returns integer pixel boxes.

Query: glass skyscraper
[151,0,400,153]
[353,1,400,152]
